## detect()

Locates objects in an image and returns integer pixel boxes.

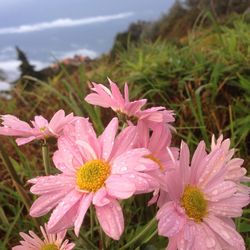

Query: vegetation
[0,2,250,249]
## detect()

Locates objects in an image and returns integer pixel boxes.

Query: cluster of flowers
[0,79,249,249]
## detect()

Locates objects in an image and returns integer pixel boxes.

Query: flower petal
[204,215,245,249]
[30,189,70,217]
[99,118,118,160]
[106,175,135,199]
[95,200,124,240]
[48,190,82,233]
[157,201,186,237]
[92,187,110,206]
[74,193,93,236]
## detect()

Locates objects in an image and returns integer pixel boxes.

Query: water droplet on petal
[206,237,216,248]
[212,189,218,195]
[120,166,127,172]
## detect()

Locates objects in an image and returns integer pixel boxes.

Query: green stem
[119,217,157,250]
[100,228,107,250]
[42,142,51,175]
[79,231,99,250]
[90,205,94,241]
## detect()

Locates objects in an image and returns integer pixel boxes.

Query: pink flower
[0,110,75,145]
[85,79,175,129]
[12,223,75,250]
[29,118,158,240]
[135,123,178,203]
[156,140,250,250]
[211,135,250,183]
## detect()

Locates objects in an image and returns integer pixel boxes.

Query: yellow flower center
[117,111,138,125]
[145,154,164,171]
[181,185,207,222]
[41,244,58,250]
[76,160,111,192]
[39,126,47,132]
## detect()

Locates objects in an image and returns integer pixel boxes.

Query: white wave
[0,60,49,82]
[0,12,134,35]
[0,60,20,81]
[0,81,11,91]
[52,48,98,60]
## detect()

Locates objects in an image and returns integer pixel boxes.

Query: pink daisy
[135,123,178,203]
[156,140,250,250]
[0,110,75,145]
[29,118,158,240]
[85,78,175,129]
[211,135,250,183]
[12,223,75,250]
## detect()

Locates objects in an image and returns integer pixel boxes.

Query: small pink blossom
[12,223,75,250]
[0,110,75,145]
[29,118,158,240]
[85,79,175,129]
[211,135,250,183]
[135,123,178,202]
[156,140,249,250]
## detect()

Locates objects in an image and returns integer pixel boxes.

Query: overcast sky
[0,0,175,84]
[0,0,174,27]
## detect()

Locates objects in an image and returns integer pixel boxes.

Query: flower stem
[42,142,51,175]
[119,217,157,250]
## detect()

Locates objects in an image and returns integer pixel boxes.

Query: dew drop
[205,237,216,248]
[120,166,127,172]
[212,189,218,195]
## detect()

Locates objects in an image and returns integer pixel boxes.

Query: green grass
[0,13,250,249]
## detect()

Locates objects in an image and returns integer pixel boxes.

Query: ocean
[0,0,174,89]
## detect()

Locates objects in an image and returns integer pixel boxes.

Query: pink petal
[58,136,83,167]
[209,192,249,217]
[106,175,135,199]
[33,115,48,129]
[99,118,118,160]
[85,93,112,107]
[48,190,82,233]
[95,199,124,240]
[124,172,158,194]
[125,99,147,115]
[111,148,154,174]
[111,125,137,159]
[53,150,76,174]
[204,215,245,249]
[124,83,129,102]
[179,141,190,185]
[92,187,110,206]
[205,181,237,202]
[157,201,186,237]
[108,78,125,107]
[16,136,37,145]
[190,141,206,184]
[1,114,31,129]
[30,188,70,217]
[30,175,75,195]
[74,193,93,236]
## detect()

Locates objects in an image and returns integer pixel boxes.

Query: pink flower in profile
[12,223,75,250]
[85,79,175,129]
[135,123,177,198]
[211,135,250,182]
[156,140,249,250]
[29,118,158,240]
[0,110,75,145]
